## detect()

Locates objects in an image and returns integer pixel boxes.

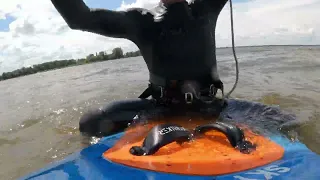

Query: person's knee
[79,99,154,137]
[79,108,125,137]
[79,109,105,136]
[102,98,154,114]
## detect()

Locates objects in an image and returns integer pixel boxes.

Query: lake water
[0,45,320,179]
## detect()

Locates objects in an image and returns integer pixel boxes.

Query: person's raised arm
[190,0,228,14]
[207,0,228,12]
[51,0,142,40]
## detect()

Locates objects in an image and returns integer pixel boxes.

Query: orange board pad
[103,117,285,176]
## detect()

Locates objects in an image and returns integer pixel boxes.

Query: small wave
[258,93,301,108]
[269,64,320,73]
[286,111,320,154]
[219,98,296,138]
[53,125,79,135]
[53,108,66,115]
[109,67,137,74]
[0,119,41,135]
[0,137,21,146]
[71,68,110,81]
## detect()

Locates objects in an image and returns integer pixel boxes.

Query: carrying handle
[194,122,256,154]
[130,124,192,156]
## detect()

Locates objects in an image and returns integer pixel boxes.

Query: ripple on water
[296,111,320,154]
[0,119,41,135]
[0,137,22,146]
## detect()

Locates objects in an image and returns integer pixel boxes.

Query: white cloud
[0,0,320,73]
[0,0,135,73]
[215,0,320,46]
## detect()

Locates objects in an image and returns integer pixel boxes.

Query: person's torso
[134,5,221,82]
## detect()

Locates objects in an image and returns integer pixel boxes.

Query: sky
[0,0,319,73]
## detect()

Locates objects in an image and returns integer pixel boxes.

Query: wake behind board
[21,116,320,180]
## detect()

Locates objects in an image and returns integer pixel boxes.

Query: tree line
[0,47,141,81]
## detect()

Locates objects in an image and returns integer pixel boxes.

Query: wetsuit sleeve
[190,0,228,14]
[51,0,141,40]
[206,0,229,11]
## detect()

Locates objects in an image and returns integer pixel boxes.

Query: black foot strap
[194,122,256,154]
[130,124,193,156]
[130,122,256,156]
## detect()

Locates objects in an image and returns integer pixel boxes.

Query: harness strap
[139,73,224,105]
[138,84,163,99]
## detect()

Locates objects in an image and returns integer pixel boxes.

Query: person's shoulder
[125,7,156,20]
[188,0,205,6]
[189,0,228,8]
[188,0,206,12]
[123,7,157,39]
[189,0,227,15]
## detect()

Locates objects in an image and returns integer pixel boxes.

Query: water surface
[0,45,319,179]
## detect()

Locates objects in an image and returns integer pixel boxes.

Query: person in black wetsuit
[51,0,229,137]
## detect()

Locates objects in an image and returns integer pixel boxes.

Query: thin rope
[225,0,239,98]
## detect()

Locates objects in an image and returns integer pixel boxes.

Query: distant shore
[0,47,141,81]
[1,44,318,81]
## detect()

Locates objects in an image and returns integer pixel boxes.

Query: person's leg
[79,98,156,137]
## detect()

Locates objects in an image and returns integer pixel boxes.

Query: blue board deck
[20,132,320,180]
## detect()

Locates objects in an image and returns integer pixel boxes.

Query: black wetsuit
[51,0,228,137]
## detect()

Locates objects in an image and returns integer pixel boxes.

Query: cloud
[0,0,320,73]
[214,0,320,46]
[117,0,160,10]
[0,0,136,73]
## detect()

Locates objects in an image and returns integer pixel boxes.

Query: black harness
[139,73,225,105]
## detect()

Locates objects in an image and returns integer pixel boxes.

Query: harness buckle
[159,86,164,98]
[209,84,216,97]
[185,92,194,104]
